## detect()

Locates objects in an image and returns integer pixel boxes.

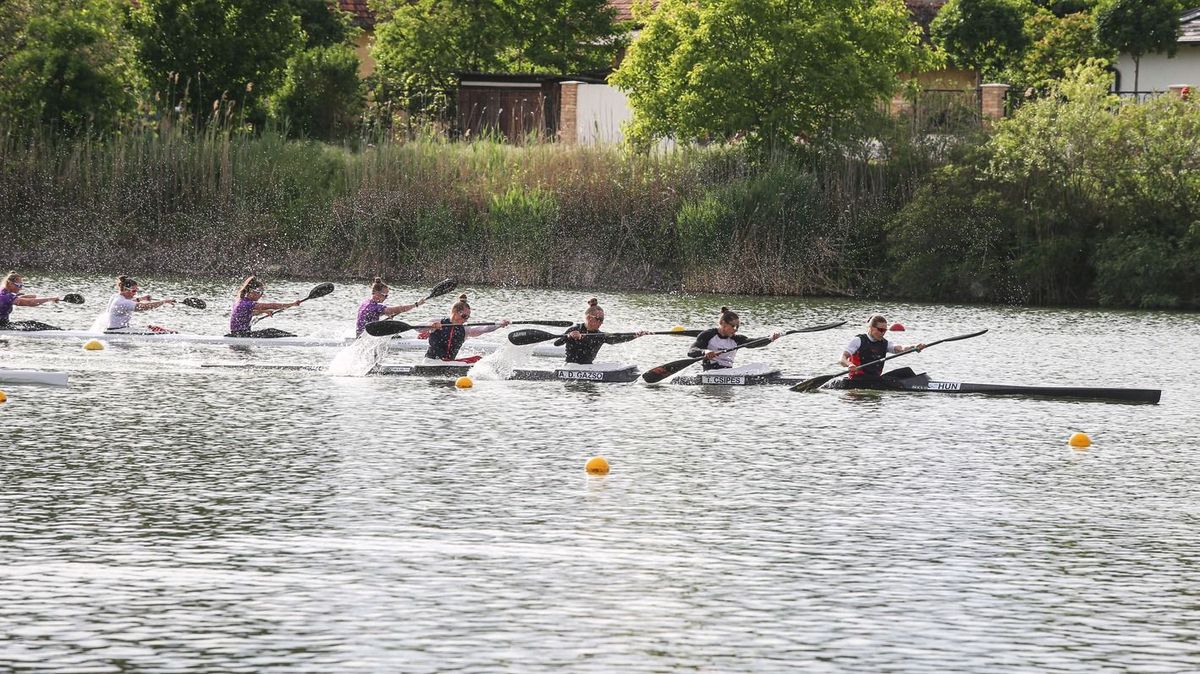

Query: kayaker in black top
[839,314,925,387]
[688,307,781,370]
[424,293,508,363]
[558,297,648,364]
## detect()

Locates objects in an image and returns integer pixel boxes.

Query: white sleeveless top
[106,295,137,330]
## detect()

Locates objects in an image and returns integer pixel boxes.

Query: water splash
[467,342,521,380]
[328,334,391,376]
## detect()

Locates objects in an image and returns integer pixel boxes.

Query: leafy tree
[1031,0,1095,16]
[610,0,931,150]
[128,0,304,125]
[1095,0,1182,93]
[270,44,364,140]
[292,0,359,49]
[1010,9,1114,94]
[509,0,627,75]
[371,0,513,115]
[0,0,137,134]
[370,0,625,115]
[931,0,1035,81]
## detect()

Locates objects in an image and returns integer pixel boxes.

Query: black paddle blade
[61,293,84,304]
[508,328,559,346]
[364,320,414,337]
[788,320,847,334]
[641,357,702,384]
[306,282,335,301]
[424,278,457,301]
[182,297,206,309]
[790,374,835,393]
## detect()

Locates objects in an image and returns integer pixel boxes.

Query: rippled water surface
[2,275,1198,672]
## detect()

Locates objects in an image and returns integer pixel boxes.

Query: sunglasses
[872,324,887,331]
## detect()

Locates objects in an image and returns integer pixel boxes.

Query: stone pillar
[980,83,1010,122]
[559,81,579,144]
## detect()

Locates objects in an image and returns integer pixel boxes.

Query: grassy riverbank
[3,70,1198,309]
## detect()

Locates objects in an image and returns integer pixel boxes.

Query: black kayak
[827,372,1161,404]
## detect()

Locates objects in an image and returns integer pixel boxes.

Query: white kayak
[0,368,69,386]
[0,328,565,356]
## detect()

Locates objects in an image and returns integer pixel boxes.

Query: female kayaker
[559,298,648,365]
[106,275,176,331]
[688,307,781,370]
[0,271,64,331]
[838,314,925,387]
[228,275,303,338]
[355,277,424,337]
[424,293,508,363]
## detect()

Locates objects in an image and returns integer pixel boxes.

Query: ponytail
[370,276,388,294]
[116,275,138,291]
[584,297,603,317]
[451,293,470,316]
[719,306,739,325]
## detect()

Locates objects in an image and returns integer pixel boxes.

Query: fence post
[980,83,1010,123]
[559,81,579,144]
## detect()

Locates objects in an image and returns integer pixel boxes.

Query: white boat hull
[1,328,564,356]
[0,368,69,386]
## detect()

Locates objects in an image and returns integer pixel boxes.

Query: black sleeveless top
[850,333,888,378]
[425,318,467,360]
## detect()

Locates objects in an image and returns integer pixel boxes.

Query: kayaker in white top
[688,307,781,370]
[106,275,176,331]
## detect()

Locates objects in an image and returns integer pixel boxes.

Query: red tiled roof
[337,0,374,28]
[609,0,635,23]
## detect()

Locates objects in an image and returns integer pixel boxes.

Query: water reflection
[1,274,1197,672]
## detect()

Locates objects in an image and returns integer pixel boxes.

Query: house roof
[337,0,373,28]
[905,0,946,32]
[1180,8,1200,43]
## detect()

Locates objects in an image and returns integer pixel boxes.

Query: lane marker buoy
[585,456,609,475]
[455,376,473,389]
[83,339,104,351]
[0,390,7,403]
[1069,432,1091,448]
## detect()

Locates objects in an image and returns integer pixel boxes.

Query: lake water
[2,274,1197,672]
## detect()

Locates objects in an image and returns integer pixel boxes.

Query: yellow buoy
[0,390,7,403]
[1068,432,1092,448]
[585,456,610,475]
[83,339,104,351]
[455,376,473,389]
[671,325,686,332]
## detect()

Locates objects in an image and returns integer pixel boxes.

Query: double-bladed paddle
[419,278,458,304]
[252,282,335,325]
[364,319,573,338]
[641,320,848,384]
[789,328,989,392]
[62,293,85,304]
[508,328,702,346]
[181,297,206,309]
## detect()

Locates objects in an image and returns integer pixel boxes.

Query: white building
[1113,8,1200,94]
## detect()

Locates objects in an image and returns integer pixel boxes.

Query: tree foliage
[0,0,137,134]
[371,0,625,116]
[129,0,304,125]
[1095,0,1182,92]
[270,45,364,140]
[930,0,1035,81]
[610,0,931,150]
[1009,9,1114,93]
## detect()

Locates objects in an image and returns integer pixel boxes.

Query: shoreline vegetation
[3,70,1197,310]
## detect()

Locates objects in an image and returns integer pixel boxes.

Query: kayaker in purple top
[228,275,302,336]
[355,277,424,336]
[1,271,65,331]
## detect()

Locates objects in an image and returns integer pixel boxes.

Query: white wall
[1114,44,1200,92]
[573,84,634,145]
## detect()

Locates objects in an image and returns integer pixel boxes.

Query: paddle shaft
[640,321,847,384]
[253,283,334,325]
[508,328,702,346]
[789,328,989,392]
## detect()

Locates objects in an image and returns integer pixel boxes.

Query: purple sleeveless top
[0,288,15,324]
[230,298,257,333]
[356,299,386,336]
